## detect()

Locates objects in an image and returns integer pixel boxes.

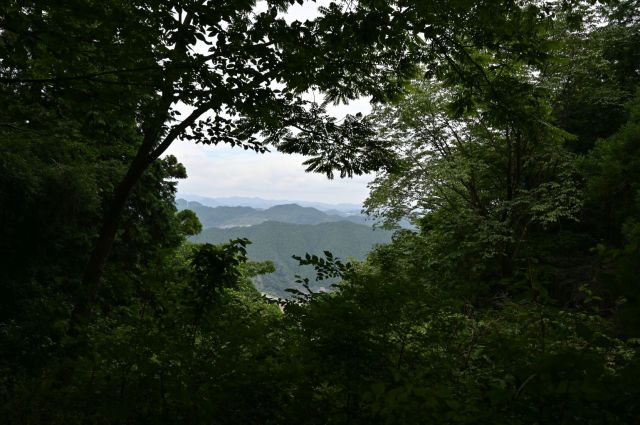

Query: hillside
[178,200,369,228]
[191,221,392,297]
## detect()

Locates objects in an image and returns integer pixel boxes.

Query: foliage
[551,17,640,151]
[2,1,640,424]
[580,93,640,337]
[364,76,583,300]
[276,244,640,424]
[176,209,203,236]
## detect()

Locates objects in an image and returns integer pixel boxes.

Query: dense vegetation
[1,0,639,424]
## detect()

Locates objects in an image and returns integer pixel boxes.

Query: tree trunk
[71,14,194,322]
[75,86,205,319]
[76,147,153,318]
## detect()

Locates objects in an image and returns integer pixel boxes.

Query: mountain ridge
[177,199,371,228]
[177,193,362,213]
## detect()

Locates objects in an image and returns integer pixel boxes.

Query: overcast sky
[164,1,374,205]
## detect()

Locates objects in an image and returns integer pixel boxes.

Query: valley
[180,198,392,296]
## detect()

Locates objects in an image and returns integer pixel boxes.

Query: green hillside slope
[191,221,392,296]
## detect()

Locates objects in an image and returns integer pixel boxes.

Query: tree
[176,209,203,236]
[364,74,581,295]
[551,16,640,151]
[0,0,572,314]
[581,93,640,336]
[544,2,640,335]
[5,2,640,423]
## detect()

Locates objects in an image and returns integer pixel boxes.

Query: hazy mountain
[190,221,392,297]
[177,200,370,228]
[177,193,362,214]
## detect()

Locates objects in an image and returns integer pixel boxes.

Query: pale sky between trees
[165,0,374,204]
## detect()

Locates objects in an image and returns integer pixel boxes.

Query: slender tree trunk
[76,31,200,318]
[502,128,515,277]
[75,103,207,318]
[76,143,155,318]
[506,129,513,203]
[74,13,201,319]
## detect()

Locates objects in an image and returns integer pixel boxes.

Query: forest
[1,0,639,423]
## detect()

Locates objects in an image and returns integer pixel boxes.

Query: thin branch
[147,104,211,162]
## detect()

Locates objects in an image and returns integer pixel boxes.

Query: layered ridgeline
[182,200,392,297]
[177,194,362,214]
[177,199,367,228]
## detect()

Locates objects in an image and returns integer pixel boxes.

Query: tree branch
[147,104,211,162]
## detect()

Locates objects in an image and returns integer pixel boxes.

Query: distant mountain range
[177,194,362,214]
[190,221,393,297]
[177,199,371,228]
